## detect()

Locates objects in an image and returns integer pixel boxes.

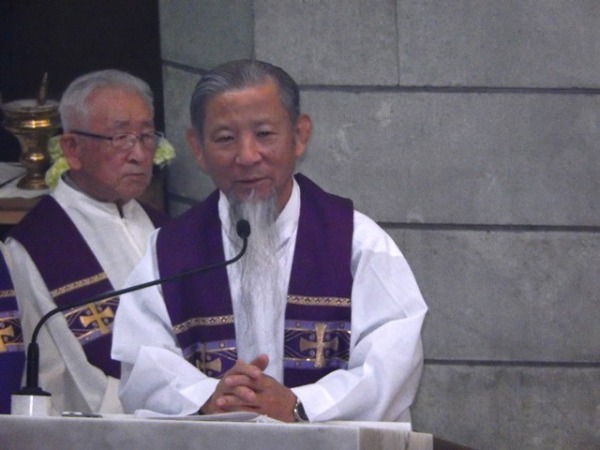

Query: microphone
[236,218,250,240]
[12,219,251,415]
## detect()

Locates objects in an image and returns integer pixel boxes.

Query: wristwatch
[292,397,309,422]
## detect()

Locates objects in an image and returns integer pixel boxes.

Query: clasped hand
[200,354,296,422]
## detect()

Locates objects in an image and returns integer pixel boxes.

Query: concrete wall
[158,1,600,448]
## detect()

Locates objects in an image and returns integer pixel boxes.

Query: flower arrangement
[45,134,176,188]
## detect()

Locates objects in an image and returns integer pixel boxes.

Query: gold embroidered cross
[0,325,14,352]
[196,345,222,374]
[79,303,114,334]
[300,322,339,368]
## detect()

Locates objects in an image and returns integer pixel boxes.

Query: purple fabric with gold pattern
[157,174,353,387]
[0,251,24,413]
[8,195,168,378]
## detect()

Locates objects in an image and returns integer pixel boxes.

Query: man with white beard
[112,59,428,423]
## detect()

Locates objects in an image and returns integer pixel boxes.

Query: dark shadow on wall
[0,0,164,161]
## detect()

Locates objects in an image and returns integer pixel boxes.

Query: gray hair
[189,59,300,140]
[59,69,154,131]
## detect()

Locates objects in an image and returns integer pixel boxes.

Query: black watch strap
[293,397,309,422]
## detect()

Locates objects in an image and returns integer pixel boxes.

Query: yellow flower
[44,134,176,189]
[48,135,63,161]
[153,137,177,168]
[45,156,70,188]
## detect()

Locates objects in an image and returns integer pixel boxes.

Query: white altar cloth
[0,162,48,198]
[0,414,433,450]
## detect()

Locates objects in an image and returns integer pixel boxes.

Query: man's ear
[186,128,208,172]
[60,134,82,170]
[294,113,312,159]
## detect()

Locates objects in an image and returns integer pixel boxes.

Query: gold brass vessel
[1,74,61,190]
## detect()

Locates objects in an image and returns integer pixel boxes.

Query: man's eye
[214,135,234,143]
[256,130,274,138]
[113,134,130,144]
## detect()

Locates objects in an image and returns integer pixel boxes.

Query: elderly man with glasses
[5,69,169,415]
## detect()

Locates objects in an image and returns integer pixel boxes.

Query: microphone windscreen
[236,219,251,239]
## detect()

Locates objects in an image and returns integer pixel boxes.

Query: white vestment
[112,180,428,422]
[5,177,158,415]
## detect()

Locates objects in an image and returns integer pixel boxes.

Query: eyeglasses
[70,129,164,152]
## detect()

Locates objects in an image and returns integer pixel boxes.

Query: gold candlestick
[1,74,61,190]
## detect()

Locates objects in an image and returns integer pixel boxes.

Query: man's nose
[128,138,153,162]
[235,136,261,165]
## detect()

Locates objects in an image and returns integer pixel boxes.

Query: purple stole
[157,174,353,387]
[0,253,24,413]
[8,196,168,379]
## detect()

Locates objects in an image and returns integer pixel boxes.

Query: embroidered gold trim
[286,323,351,333]
[0,289,16,299]
[199,345,237,353]
[174,315,235,334]
[50,272,109,299]
[284,356,348,363]
[287,295,351,307]
[63,296,117,317]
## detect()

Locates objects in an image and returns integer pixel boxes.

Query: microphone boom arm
[23,220,250,392]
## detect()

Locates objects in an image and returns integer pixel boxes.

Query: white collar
[52,176,135,218]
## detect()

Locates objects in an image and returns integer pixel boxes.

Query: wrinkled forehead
[82,87,154,130]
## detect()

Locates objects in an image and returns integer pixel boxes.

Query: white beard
[229,191,286,380]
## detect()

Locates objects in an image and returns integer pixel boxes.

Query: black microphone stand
[15,219,250,405]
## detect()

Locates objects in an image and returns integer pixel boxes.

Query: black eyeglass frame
[69,129,164,151]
